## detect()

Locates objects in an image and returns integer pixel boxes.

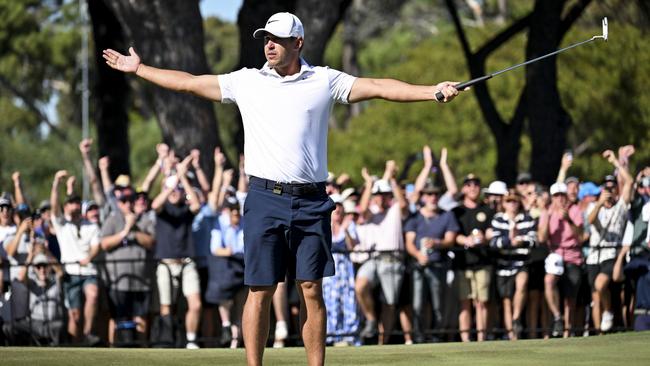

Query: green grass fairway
[2,331,649,366]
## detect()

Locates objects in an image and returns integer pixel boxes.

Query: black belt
[249,176,325,196]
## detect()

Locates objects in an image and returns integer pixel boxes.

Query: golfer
[104,12,461,366]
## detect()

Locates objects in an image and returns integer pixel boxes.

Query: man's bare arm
[348,78,461,103]
[103,47,222,102]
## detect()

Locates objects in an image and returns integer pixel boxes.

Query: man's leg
[243,285,276,366]
[185,293,202,342]
[296,280,326,366]
[82,282,98,336]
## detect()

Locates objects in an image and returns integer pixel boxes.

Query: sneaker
[84,333,101,347]
[220,326,233,347]
[274,321,288,341]
[272,340,285,348]
[601,311,614,332]
[552,317,563,338]
[186,341,200,349]
[360,319,378,339]
[512,318,524,340]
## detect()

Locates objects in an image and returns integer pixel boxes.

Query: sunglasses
[118,195,135,203]
[35,264,48,270]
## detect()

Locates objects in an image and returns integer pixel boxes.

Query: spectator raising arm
[191,148,211,195]
[177,155,201,214]
[438,148,458,197]
[606,149,634,204]
[556,151,573,184]
[66,175,76,197]
[208,147,226,212]
[98,156,112,195]
[412,145,434,203]
[140,143,169,194]
[237,153,248,194]
[385,160,408,216]
[358,167,374,220]
[50,170,68,218]
[79,139,106,206]
[217,169,234,209]
[12,171,25,205]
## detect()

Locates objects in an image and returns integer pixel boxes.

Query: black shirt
[452,203,495,268]
[155,202,196,260]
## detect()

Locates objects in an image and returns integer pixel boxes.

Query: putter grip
[434,75,493,102]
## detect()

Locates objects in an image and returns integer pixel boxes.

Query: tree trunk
[103,0,221,176]
[526,0,570,186]
[295,0,352,66]
[88,0,130,179]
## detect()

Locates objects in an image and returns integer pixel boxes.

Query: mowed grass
[2,331,649,366]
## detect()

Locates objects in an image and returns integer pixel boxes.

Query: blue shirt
[192,204,219,267]
[405,211,459,263]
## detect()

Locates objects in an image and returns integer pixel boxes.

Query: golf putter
[435,17,608,102]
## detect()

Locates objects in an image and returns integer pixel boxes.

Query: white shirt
[587,197,628,265]
[218,58,356,183]
[0,224,17,280]
[51,214,101,276]
[356,203,404,253]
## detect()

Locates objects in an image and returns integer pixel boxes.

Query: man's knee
[297,280,323,302]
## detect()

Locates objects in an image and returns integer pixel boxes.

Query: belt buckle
[272,182,283,195]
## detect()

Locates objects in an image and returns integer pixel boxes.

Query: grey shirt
[100,211,155,292]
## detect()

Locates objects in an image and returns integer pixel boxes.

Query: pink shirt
[539,204,584,265]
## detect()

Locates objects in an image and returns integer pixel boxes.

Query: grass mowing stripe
[1,332,648,366]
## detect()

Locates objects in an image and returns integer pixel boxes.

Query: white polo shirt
[218,58,356,183]
[51,214,101,276]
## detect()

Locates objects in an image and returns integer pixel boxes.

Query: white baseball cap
[483,180,508,196]
[253,12,304,39]
[550,182,568,196]
[371,179,392,194]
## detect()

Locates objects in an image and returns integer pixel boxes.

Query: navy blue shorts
[243,177,336,286]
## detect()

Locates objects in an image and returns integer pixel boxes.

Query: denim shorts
[63,274,98,310]
[243,177,336,286]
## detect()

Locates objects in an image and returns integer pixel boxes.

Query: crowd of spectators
[1,140,649,348]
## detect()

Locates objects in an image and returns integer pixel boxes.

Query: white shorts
[156,259,200,306]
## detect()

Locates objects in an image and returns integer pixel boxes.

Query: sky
[200,0,243,22]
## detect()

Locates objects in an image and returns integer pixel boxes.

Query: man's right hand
[54,170,68,183]
[79,138,92,155]
[103,47,141,73]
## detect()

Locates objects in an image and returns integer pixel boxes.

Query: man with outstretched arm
[103,11,463,366]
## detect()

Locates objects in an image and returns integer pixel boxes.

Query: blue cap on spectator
[578,182,601,200]
[16,203,30,213]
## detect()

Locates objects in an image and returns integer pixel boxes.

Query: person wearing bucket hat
[103,10,464,364]
[483,180,508,212]
[538,182,584,338]
[585,150,634,333]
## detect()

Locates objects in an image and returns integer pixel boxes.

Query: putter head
[592,17,608,41]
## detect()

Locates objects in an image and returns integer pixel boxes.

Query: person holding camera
[586,150,633,333]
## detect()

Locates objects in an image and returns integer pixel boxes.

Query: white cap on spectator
[342,199,358,214]
[253,12,304,39]
[550,182,568,196]
[371,179,392,194]
[483,180,508,196]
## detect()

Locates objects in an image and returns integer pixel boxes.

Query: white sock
[222,321,231,327]
[186,332,196,342]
